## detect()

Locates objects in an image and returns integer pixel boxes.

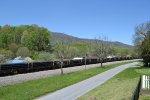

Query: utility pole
[60,55,63,74]
[84,54,86,70]
[84,53,88,70]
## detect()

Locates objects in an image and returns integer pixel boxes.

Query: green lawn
[139,96,150,100]
[78,62,150,100]
[0,61,134,100]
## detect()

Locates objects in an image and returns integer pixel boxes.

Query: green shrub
[16,47,30,57]
[37,52,54,61]
[0,49,13,62]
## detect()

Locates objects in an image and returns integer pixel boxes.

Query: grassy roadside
[78,63,146,100]
[0,61,134,100]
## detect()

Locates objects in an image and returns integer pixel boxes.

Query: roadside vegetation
[78,62,150,100]
[0,61,133,100]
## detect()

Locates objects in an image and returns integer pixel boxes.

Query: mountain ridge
[51,32,133,48]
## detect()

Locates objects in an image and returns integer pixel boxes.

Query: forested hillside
[0,24,137,63]
[0,24,50,51]
[51,32,133,48]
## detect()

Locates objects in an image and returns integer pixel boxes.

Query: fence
[142,75,150,89]
[131,77,141,100]
[131,75,150,100]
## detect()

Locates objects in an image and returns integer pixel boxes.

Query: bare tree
[55,42,66,74]
[83,53,88,70]
[94,35,109,67]
[57,50,64,74]
[55,40,76,74]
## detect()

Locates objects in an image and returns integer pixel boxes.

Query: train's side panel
[0,57,136,76]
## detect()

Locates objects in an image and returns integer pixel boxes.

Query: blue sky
[0,0,150,45]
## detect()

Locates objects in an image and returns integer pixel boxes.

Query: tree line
[0,24,50,51]
[0,24,135,63]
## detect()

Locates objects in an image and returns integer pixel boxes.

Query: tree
[107,47,116,56]
[0,24,52,51]
[133,21,150,66]
[94,35,109,67]
[21,30,29,44]
[0,25,13,48]
[67,46,80,58]
[116,47,129,56]
[20,25,51,51]
[54,42,66,74]
[8,43,19,56]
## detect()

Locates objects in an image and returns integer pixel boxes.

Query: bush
[30,51,39,60]
[37,52,54,61]
[16,47,30,57]
[0,49,13,62]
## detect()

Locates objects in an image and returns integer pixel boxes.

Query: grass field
[78,62,150,100]
[0,61,134,100]
[139,96,150,100]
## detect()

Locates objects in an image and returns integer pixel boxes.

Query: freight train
[0,56,137,76]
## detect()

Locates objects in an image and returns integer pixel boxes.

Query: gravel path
[0,59,139,87]
[36,62,139,100]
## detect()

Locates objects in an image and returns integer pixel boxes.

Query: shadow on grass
[136,66,150,69]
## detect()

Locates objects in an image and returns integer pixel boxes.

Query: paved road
[36,62,139,100]
[0,59,139,86]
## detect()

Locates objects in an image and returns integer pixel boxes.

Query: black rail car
[0,57,136,76]
[31,61,54,71]
[0,63,29,75]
